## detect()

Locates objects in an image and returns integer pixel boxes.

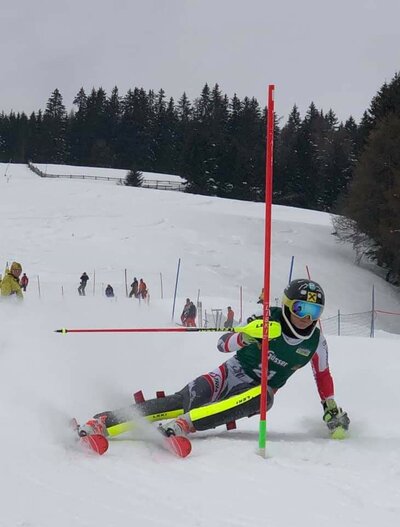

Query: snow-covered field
[1,162,400,527]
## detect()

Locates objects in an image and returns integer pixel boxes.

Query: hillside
[1,162,400,527]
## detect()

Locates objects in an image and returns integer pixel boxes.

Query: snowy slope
[1,162,400,527]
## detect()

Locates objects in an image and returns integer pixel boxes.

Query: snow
[1,162,400,527]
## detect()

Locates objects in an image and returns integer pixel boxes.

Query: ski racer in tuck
[80,279,350,441]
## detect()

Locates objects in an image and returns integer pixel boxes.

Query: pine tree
[357,72,400,152]
[175,92,193,180]
[42,89,68,163]
[85,87,111,166]
[230,96,264,201]
[341,113,400,277]
[125,167,144,187]
[118,88,152,169]
[105,86,122,166]
[274,104,303,205]
[69,87,88,163]
[150,90,179,173]
[185,84,215,194]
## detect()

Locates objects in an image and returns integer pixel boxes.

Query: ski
[71,418,109,455]
[71,418,191,458]
[159,431,192,458]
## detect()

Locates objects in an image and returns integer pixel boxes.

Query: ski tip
[166,436,192,458]
[80,434,109,455]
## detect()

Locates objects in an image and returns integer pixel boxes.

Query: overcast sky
[1,0,400,123]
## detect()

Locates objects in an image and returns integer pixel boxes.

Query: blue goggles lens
[291,300,323,321]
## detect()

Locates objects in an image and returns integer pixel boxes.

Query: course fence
[202,309,400,338]
[6,271,400,338]
[27,162,187,191]
[321,309,400,337]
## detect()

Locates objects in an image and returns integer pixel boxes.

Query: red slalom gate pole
[259,84,275,457]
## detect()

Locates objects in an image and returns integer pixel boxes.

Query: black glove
[322,399,350,431]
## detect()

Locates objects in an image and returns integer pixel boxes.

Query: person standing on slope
[105,284,114,298]
[129,277,139,298]
[180,298,191,326]
[0,262,24,299]
[224,306,235,328]
[20,272,29,292]
[185,301,197,327]
[78,279,349,441]
[78,272,89,296]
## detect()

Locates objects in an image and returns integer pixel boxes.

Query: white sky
[1,163,400,526]
[1,0,400,123]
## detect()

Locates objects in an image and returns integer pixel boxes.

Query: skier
[78,279,350,441]
[78,272,89,296]
[0,262,23,299]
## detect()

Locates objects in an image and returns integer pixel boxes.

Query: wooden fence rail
[27,162,187,191]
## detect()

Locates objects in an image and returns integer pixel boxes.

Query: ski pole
[55,319,282,340]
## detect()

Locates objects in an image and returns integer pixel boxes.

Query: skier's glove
[247,313,262,324]
[240,332,259,346]
[322,399,350,431]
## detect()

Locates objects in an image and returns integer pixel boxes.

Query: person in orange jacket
[224,306,235,328]
[181,298,191,326]
[185,301,197,327]
[138,278,147,299]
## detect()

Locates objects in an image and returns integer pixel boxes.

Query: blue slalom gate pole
[288,255,295,283]
[171,258,181,322]
[370,284,375,338]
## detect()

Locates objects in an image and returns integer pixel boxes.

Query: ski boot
[159,416,195,437]
[78,415,109,438]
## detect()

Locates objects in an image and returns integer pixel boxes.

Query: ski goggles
[285,297,324,321]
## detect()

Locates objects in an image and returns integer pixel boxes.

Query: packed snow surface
[1,163,400,527]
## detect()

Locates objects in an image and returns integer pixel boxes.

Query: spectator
[138,278,147,299]
[186,301,197,327]
[0,261,23,299]
[105,284,114,298]
[181,298,191,326]
[224,306,235,328]
[129,277,139,298]
[78,272,89,296]
[20,273,29,292]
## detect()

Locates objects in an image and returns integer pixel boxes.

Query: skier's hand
[240,332,261,347]
[246,313,262,324]
[322,399,350,431]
